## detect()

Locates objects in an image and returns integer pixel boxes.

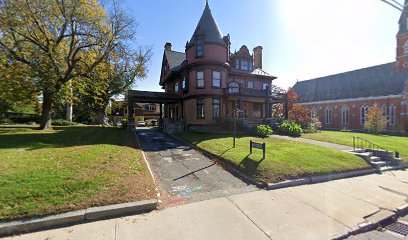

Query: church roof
[292,62,408,103]
[164,50,186,70]
[188,2,225,47]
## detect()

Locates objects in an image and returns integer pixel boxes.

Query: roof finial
[206,0,209,8]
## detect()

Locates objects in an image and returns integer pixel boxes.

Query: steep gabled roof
[188,2,225,46]
[164,50,186,70]
[292,62,408,103]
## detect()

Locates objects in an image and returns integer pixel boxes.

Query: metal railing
[353,136,389,156]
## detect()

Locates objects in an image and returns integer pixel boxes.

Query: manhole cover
[385,222,408,236]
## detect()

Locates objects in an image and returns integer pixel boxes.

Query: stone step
[371,161,387,168]
[379,165,405,172]
[369,156,383,162]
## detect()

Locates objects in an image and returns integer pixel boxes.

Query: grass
[175,132,369,183]
[303,131,408,159]
[0,125,155,222]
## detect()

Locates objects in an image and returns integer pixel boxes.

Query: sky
[123,0,402,92]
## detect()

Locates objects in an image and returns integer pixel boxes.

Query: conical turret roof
[188,2,225,46]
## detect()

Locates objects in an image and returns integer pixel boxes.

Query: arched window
[389,105,397,126]
[360,105,368,125]
[342,107,349,125]
[325,107,332,124]
[404,41,408,56]
[228,82,240,94]
[311,107,317,118]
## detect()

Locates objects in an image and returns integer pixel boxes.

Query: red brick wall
[302,96,407,132]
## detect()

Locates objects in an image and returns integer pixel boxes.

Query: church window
[360,105,368,125]
[325,107,332,125]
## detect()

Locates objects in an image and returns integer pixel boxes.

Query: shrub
[121,118,127,129]
[279,120,303,137]
[257,125,273,138]
[303,117,322,133]
[0,118,13,124]
[364,104,387,134]
[52,119,80,126]
[9,115,40,124]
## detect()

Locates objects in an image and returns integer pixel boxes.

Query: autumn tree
[80,45,151,126]
[365,103,387,134]
[0,0,135,129]
[0,50,38,113]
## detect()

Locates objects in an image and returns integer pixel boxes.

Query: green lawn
[0,125,155,222]
[175,132,369,183]
[303,131,408,159]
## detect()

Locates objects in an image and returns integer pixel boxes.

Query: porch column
[284,96,289,119]
[127,101,135,131]
[159,103,163,120]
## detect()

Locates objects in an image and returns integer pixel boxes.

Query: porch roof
[127,90,182,104]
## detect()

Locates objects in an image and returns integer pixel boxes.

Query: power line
[379,0,403,11]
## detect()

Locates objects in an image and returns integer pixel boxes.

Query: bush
[0,118,13,124]
[302,117,322,133]
[9,115,40,124]
[279,120,303,137]
[52,119,80,126]
[257,125,273,138]
[121,118,127,129]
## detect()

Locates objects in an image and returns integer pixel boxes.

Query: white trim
[299,95,402,105]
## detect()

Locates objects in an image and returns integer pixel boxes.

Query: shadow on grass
[239,154,265,176]
[0,126,138,150]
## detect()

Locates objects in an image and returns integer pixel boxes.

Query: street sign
[250,140,266,159]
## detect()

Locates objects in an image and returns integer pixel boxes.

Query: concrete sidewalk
[5,170,408,240]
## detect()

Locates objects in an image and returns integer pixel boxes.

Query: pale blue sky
[124,0,402,91]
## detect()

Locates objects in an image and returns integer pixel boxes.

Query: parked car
[138,121,146,127]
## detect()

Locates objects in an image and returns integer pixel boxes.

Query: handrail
[353,136,389,156]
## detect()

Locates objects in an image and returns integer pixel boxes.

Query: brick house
[128,2,286,130]
[292,4,408,133]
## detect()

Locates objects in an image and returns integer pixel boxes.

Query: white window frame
[360,105,368,125]
[342,107,349,125]
[212,71,221,88]
[389,105,396,125]
[404,41,408,56]
[174,83,179,93]
[325,107,332,125]
[311,107,317,118]
[196,71,204,88]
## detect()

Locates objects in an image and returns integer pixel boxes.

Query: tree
[365,103,387,134]
[0,50,38,113]
[0,0,134,129]
[79,45,151,126]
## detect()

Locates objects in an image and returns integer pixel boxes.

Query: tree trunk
[96,106,110,126]
[40,91,53,130]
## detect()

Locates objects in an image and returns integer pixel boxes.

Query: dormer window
[241,60,249,71]
[196,39,204,57]
[234,59,253,71]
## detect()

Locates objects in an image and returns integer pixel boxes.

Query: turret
[185,1,229,64]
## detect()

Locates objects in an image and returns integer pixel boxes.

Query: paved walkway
[136,128,257,207]
[6,170,408,240]
[270,134,353,151]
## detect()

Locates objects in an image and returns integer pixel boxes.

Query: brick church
[293,2,408,133]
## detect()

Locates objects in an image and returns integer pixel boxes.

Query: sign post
[250,140,266,159]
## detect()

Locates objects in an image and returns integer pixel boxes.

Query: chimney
[164,42,172,51]
[253,46,263,69]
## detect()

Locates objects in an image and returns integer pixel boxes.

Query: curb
[266,168,376,190]
[0,199,158,237]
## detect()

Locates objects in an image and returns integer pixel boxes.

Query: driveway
[136,128,257,207]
